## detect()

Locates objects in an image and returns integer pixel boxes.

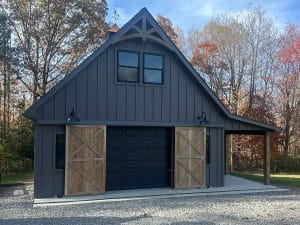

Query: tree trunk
[283,112,291,172]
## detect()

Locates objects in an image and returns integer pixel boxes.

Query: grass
[230,171,300,189]
[0,171,33,185]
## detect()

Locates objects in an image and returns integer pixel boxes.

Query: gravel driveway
[0,185,299,225]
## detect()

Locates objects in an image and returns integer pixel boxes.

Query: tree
[190,7,278,114]
[0,12,13,139]
[235,96,283,171]
[191,17,248,114]
[274,24,300,169]
[157,14,186,53]
[0,0,108,102]
[190,6,281,172]
[241,6,278,108]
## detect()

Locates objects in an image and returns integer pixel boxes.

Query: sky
[107,0,300,33]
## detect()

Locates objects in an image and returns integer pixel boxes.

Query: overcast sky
[107,0,300,33]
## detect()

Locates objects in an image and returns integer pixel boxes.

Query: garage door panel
[156,139,169,148]
[123,152,139,161]
[140,129,154,136]
[140,140,154,150]
[156,152,169,160]
[107,142,121,149]
[141,177,153,185]
[124,177,139,185]
[140,162,154,172]
[123,129,138,137]
[124,164,139,173]
[106,163,121,173]
[156,175,169,182]
[156,163,169,171]
[107,151,122,161]
[106,127,171,190]
[124,141,138,150]
[140,152,153,160]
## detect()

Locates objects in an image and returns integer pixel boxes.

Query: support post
[225,134,230,175]
[263,131,271,185]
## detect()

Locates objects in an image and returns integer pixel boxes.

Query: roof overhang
[24,8,281,133]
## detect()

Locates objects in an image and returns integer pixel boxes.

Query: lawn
[230,171,300,188]
[0,171,33,185]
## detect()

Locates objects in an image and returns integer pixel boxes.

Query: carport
[224,117,279,185]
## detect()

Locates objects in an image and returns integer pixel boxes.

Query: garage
[106,127,171,191]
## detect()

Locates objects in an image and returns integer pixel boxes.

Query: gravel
[0,186,299,225]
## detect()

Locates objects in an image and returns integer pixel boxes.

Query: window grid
[116,50,164,85]
[117,50,139,83]
[143,53,164,85]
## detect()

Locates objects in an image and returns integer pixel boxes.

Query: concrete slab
[34,175,289,207]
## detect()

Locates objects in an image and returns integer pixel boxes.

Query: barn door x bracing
[175,127,206,188]
[65,125,106,196]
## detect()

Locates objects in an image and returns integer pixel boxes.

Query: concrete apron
[34,176,288,207]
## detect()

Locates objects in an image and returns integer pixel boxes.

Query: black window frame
[206,134,210,165]
[143,53,164,85]
[117,50,140,83]
[54,133,66,170]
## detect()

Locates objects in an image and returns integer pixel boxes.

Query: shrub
[272,156,300,173]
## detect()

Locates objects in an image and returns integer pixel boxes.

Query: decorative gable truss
[112,13,176,51]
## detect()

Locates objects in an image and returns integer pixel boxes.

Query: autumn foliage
[234,98,283,171]
[187,7,300,171]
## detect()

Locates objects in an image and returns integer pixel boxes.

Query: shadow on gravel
[168,221,215,225]
[0,214,151,225]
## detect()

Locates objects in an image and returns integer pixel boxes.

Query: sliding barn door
[175,127,206,189]
[65,125,106,196]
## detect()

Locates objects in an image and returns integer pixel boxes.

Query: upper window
[143,54,163,84]
[117,51,139,82]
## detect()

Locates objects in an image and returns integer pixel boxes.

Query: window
[117,51,139,82]
[55,133,65,169]
[143,53,163,84]
[206,135,210,164]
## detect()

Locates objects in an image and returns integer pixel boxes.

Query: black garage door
[106,127,171,191]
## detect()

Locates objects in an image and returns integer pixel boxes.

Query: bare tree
[1,0,108,102]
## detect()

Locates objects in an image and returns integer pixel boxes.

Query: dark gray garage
[24,8,279,198]
[106,127,171,191]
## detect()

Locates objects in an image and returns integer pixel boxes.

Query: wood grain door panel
[175,127,206,189]
[65,125,106,196]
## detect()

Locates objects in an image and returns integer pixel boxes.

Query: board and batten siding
[206,127,224,187]
[36,39,226,126]
[34,125,65,198]
[225,119,266,132]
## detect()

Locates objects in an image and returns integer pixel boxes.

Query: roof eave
[230,114,282,132]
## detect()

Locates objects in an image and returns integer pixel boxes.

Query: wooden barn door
[175,127,206,189]
[65,125,106,196]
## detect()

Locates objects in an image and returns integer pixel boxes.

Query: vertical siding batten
[44,98,54,119]
[153,87,162,121]
[54,88,66,120]
[77,69,87,119]
[34,126,43,197]
[87,60,98,120]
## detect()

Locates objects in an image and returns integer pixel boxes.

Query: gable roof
[24,8,280,132]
